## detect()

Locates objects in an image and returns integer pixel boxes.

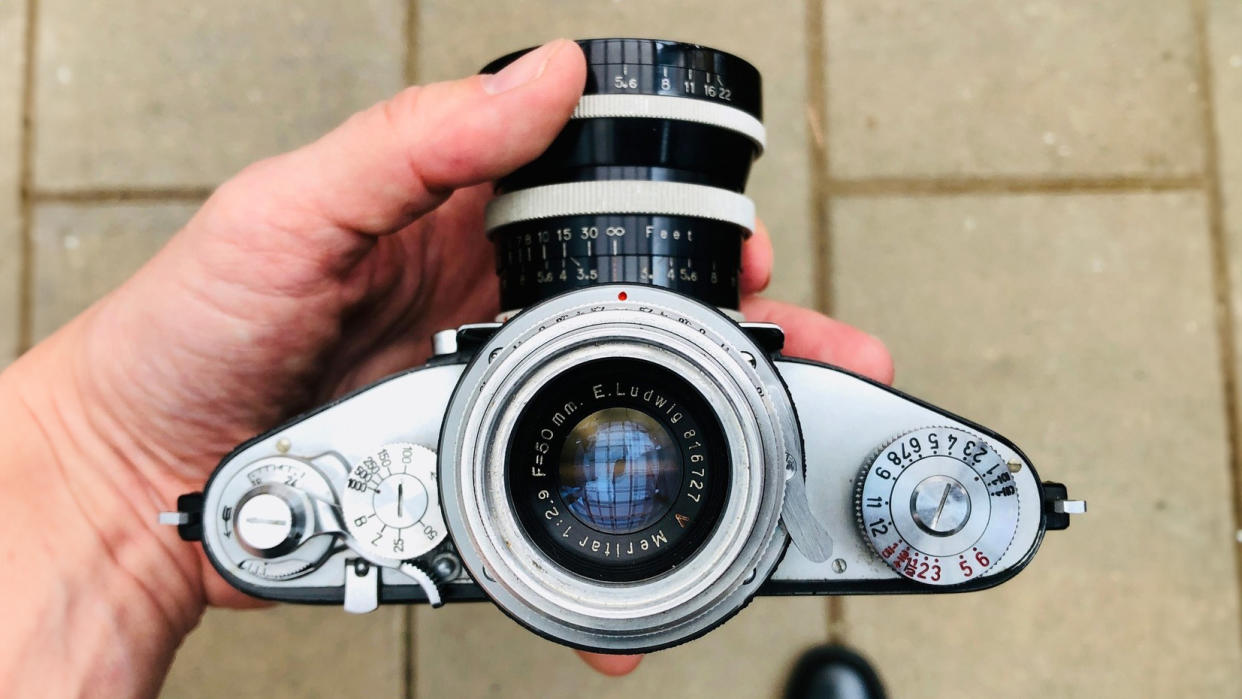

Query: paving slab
[32,0,406,190]
[30,202,198,341]
[825,1,1205,178]
[163,606,405,698]
[415,597,826,699]
[0,1,23,365]
[831,192,1242,697]
[416,0,816,306]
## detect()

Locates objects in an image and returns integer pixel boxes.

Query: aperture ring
[482,39,763,120]
[485,181,756,233]
[572,94,766,151]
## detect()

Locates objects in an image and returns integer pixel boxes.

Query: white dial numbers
[342,443,447,565]
[857,427,1020,586]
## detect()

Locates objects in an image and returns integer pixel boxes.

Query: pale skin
[0,40,893,695]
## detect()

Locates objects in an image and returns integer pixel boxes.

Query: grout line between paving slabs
[16,0,39,355]
[1190,0,1242,639]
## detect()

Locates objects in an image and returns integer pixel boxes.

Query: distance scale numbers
[492,217,744,267]
[341,443,447,565]
[856,427,1020,586]
[494,217,743,306]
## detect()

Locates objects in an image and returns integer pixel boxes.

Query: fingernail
[482,40,564,94]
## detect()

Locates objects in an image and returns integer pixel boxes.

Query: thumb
[205,39,585,242]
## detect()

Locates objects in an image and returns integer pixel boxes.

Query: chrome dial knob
[856,427,1020,586]
[234,485,306,557]
[214,455,338,581]
[909,475,971,536]
[342,443,448,565]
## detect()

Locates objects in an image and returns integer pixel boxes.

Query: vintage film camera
[161,39,1084,654]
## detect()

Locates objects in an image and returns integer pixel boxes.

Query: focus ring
[571,94,766,150]
[485,181,756,233]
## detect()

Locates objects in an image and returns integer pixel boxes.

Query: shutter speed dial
[342,443,448,566]
[856,427,1020,586]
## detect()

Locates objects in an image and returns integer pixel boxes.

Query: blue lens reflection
[558,408,682,535]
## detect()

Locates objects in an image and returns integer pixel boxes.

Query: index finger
[739,218,773,295]
[741,297,894,385]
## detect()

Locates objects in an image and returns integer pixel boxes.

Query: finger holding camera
[0,38,894,696]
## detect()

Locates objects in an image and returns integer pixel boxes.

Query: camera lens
[482,38,764,312]
[559,407,682,535]
[507,358,729,582]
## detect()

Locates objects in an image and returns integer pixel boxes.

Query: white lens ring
[484,180,755,233]
[571,93,767,151]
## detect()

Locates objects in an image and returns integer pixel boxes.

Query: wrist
[0,317,206,695]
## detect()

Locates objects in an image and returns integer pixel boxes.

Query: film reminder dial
[482,39,764,311]
[342,443,448,565]
[856,427,1020,586]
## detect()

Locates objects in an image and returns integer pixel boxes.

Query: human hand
[0,38,891,693]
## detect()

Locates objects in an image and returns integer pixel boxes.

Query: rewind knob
[234,484,308,558]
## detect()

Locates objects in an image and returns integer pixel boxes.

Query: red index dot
[618,291,628,301]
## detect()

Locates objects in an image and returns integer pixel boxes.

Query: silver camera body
[163,39,1082,654]
[168,284,1079,653]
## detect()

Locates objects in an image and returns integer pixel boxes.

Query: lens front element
[508,358,729,582]
[559,407,681,535]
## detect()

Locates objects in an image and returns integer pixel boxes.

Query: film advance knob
[233,485,308,558]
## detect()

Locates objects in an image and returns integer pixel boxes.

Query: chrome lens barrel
[438,286,795,652]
